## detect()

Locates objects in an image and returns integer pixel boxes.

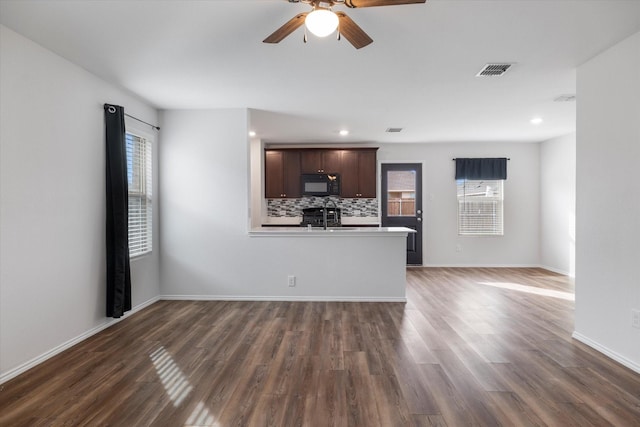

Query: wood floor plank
[344,351,381,427]
[380,337,441,415]
[487,390,548,427]
[2,267,640,426]
[371,372,413,426]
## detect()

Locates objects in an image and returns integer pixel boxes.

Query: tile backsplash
[267,197,378,218]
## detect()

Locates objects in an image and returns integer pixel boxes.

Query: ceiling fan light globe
[305,9,339,37]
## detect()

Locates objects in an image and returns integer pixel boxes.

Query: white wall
[377,142,540,267]
[575,31,640,371]
[0,25,160,380]
[159,110,407,300]
[540,133,576,276]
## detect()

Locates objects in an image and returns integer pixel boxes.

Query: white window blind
[126,132,152,257]
[457,179,503,236]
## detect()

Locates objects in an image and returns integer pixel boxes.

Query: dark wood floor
[1,268,639,426]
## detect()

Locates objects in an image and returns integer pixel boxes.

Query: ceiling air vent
[476,63,513,77]
[386,127,403,133]
[554,94,576,102]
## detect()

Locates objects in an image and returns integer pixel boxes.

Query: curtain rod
[124,113,160,131]
[452,158,510,160]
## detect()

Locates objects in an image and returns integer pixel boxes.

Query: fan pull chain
[303,27,308,44]
[337,30,341,41]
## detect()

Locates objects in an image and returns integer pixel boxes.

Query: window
[457,179,503,235]
[386,170,416,217]
[126,132,152,256]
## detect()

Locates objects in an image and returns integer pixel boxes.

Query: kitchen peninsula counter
[247,226,414,301]
[249,226,414,237]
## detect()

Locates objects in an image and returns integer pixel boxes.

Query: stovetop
[300,207,341,227]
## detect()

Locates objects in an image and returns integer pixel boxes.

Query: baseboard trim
[422,263,542,269]
[419,264,572,276]
[161,295,407,303]
[572,331,640,374]
[0,296,160,385]
[539,264,573,277]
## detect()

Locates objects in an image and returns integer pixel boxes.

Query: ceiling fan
[263,0,427,49]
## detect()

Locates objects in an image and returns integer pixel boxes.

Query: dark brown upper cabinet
[300,150,342,174]
[265,148,377,199]
[339,149,377,198]
[264,150,301,198]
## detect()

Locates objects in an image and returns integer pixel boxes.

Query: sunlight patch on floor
[150,347,221,426]
[477,281,575,301]
[149,346,194,407]
[185,401,218,426]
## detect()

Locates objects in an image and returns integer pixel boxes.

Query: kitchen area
[261,147,380,227]
[249,145,414,301]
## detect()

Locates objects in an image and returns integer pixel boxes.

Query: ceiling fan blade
[336,12,373,49]
[344,0,426,8]
[263,13,308,44]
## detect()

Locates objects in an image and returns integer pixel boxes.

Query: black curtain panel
[455,158,508,180]
[104,104,131,318]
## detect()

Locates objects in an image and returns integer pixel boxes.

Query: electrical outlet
[288,275,296,287]
[632,309,640,329]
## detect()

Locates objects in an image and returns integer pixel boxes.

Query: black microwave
[301,173,340,197]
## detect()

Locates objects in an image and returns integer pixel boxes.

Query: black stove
[300,207,341,228]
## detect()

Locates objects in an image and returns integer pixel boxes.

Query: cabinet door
[358,150,377,198]
[300,150,323,173]
[265,150,284,198]
[340,150,359,198]
[322,150,342,174]
[282,150,301,198]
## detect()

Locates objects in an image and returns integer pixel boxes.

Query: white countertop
[249,226,415,237]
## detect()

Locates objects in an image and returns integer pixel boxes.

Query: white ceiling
[1,0,639,144]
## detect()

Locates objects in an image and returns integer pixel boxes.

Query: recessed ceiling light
[530,117,543,125]
[339,130,349,136]
[248,131,256,137]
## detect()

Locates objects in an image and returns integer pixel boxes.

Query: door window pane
[387,170,416,217]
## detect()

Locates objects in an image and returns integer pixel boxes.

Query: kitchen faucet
[322,197,338,230]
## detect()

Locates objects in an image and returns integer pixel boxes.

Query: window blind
[126,132,152,256]
[457,179,503,235]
